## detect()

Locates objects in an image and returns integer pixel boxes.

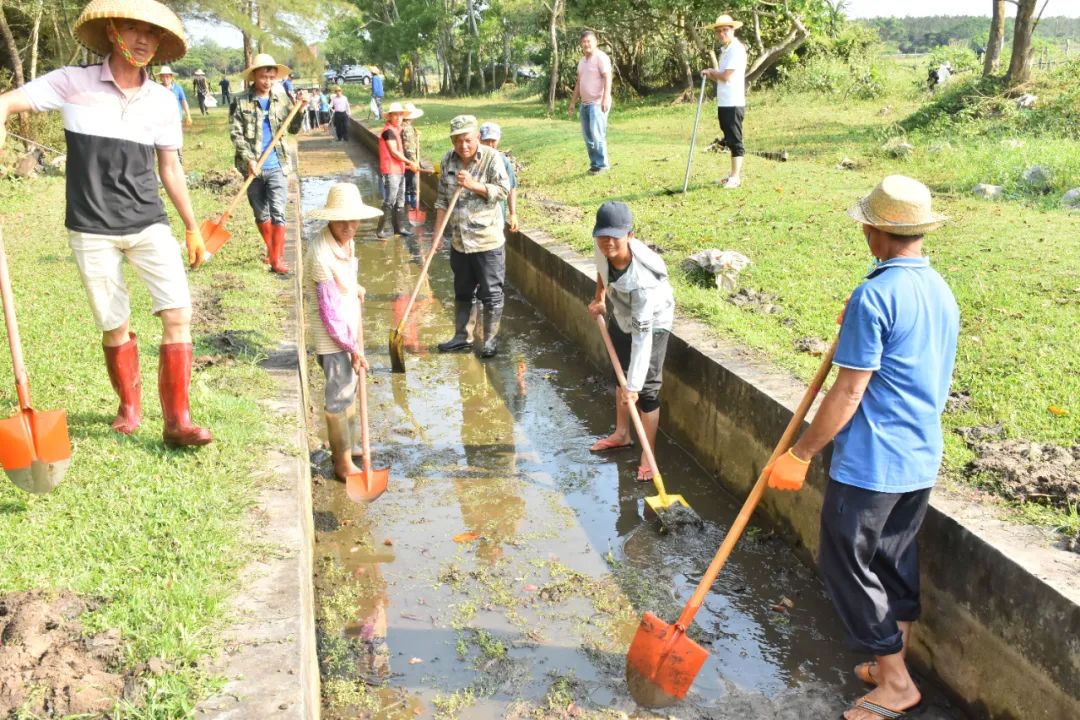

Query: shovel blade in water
[625,611,709,708]
[200,217,231,258]
[644,472,692,514]
[388,329,406,373]
[0,408,71,494]
[345,467,389,504]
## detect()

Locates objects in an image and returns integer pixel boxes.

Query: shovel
[345,297,389,503]
[201,99,306,259]
[680,74,708,194]
[388,186,463,373]
[0,228,71,494]
[594,314,690,515]
[625,336,838,708]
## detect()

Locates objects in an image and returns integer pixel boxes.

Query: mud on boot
[346,402,364,460]
[437,300,476,352]
[376,204,394,238]
[325,409,360,480]
[479,303,502,358]
[393,207,413,237]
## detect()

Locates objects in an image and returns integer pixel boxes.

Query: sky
[844,0,1080,18]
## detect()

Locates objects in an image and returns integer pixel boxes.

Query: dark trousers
[717,106,745,157]
[818,480,931,657]
[332,111,348,141]
[609,321,669,413]
[221,90,231,106]
[450,246,505,310]
[404,169,418,209]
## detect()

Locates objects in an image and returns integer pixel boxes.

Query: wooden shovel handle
[674,336,839,630]
[0,228,31,409]
[594,314,663,485]
[393,185,463,334]
[355,295,373,475]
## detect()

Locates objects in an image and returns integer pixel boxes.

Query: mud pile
[958,425,1080,507]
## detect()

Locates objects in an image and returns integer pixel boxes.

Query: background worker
[370,67,384,119]
[478,122,519,233]
[305,183,382,480]
[219,75,231,106]
[587,202,674,482]
[158,65,192,129]
[764,175,959,720]
[229,52,306,275]
[376,102,419,238]
[402,102,424,213]
[329,85,350,141]
[567,29,612,175]
[192,68,209,114]
[0,0,211,448]
[701,13,747,188]
[435,115,511,359]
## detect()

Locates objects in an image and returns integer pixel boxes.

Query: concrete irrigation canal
[295,135,967,720]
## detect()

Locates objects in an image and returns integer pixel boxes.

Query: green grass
[379,59,1079,533]
[0,111,290,717]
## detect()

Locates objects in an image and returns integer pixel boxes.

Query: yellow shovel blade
[388,328,406,373]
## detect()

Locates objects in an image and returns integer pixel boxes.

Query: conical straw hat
[74,0,188,64]
[241,53,291,82]
[848,175,947,236]
[308,183,383,221]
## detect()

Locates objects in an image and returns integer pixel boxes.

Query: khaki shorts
[68,223,191,332]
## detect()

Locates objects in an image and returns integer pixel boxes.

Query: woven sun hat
[308,183,383,222]
[74,0,188,64]
[385,102,408,115]
[403,102,424,120]
[194,68,205,76]
[158,65,175,76]
[241,53,290,82]
[449,114,479,136]
[703,14,743,30]
[369,66,382,75]
[479,122,502,141]
[848,175,947,236]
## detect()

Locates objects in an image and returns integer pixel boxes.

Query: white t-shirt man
[716,38,747,107]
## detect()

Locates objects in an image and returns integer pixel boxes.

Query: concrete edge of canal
[345,115,1079,720]
[196,159,321,720]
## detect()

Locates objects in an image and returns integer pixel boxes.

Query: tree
[1005,0,1049,87]
[982,0,1005,76]
[544,0,563,113]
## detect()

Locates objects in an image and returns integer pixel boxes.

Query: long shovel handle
[594,315,665,496]
[356,296,374,476]
[0,229,31,410]
[681,75,708,194]
[673,336,839,630]
[393,186,463,334]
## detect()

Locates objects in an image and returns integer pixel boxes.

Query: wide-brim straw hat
[158,65,175,76]
[703,14,743,30]
[308,183,383,222]
[384,102,407,115]
[194,69,205,76]
[403,102,424,120]
[848,175,947,236]
[74,0,188,64]
[241,53,290,82]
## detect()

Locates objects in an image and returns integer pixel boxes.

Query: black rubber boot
[376,205,393,238]
[394,207,413,237]
[437,300,476,352]
[479,303,503,358]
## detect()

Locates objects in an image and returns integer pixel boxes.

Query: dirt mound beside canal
[958,425,1080,508]
[0,591,126,717]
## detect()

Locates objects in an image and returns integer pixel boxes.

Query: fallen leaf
[1049,405,1069,416]
[408,657,423,665]
[453,530,481,543]
[523,584,539,592]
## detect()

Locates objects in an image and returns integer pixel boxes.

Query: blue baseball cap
[592,201,634,238]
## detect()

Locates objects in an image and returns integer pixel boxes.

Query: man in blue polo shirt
[764,175,959,720]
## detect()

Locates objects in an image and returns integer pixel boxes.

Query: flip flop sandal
[844,698,924,719]
[635,465,654,482]
[854,662,879,686]
[589,437,634,452]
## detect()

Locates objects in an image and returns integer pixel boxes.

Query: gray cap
[479,122,502,141]
[592,201,634,238]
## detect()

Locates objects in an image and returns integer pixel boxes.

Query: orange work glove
[765,448,811,491]
[185,228,206,269]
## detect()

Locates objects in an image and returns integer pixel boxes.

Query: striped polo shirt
[22,57,182,236]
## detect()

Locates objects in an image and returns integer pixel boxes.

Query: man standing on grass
[701,14,746,188]
[229,52,306,275]
[370,67,384,120]
[435,115,511,358]
[192,69,209,114]
[0,0,211,448]
[567,30,612,175]
[376,102,420,239]
[158,65,192,129]
[764,175,958,720]
[219,75,231,107]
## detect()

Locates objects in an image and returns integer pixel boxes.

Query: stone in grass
[973,183,1004,200]
[1062,188,1080,211]
[837,157,858,170]
[794,337,830,356]
[1021,165,1052,192]
[881,138,914,159]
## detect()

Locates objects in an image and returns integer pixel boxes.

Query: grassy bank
[0,111,290,717]
[368,60,1079,536]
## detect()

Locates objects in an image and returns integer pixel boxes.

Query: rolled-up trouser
[818,480,932,657]
[247,166,289,225]
[717,105,745,157]
[69,223,191,332]
[579,102,609,170]
[381,173,405,209]
[608,320,668,413]
[317,351,357,414]
[404,169,418,209]
[449,245,505,310]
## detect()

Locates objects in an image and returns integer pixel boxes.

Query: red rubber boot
[269,223,290,275]
[158,343,212,448]
[257,220,273,265]
[103,332,141,434]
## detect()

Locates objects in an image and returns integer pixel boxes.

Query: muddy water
[300,137,962,720]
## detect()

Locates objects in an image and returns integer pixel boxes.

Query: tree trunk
[674,16,693,92]
[28,1,42,80]
[983,0,1006,76]
[746,14,810,87]
[546,0,561,114]
[684,15,717,69]
[0,1,31,139]
[1006,0,1043,87]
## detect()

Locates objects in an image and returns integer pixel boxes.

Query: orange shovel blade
[345,467,389,504]
[625,611,709,708]
[408,208,427,226]
[29,408,71,462]
[200,218,231,257]
[0,414,34,470]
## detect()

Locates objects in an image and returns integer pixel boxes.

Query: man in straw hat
[376,102,420,239]
[764,175,958,720]
[0,0,212,448]
[369,67,384,120]
[305,183,382,480]
[401,102,424,213]
[192,68,209,115]
[158,65,193,129]
[701,14,747,188]
[435,115,511,358]
[229,52,306,275]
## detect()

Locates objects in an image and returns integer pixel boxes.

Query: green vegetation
[0,112,289,716]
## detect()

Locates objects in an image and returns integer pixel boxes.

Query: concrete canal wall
[349,117,1080,720]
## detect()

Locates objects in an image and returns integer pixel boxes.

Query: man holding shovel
[0,0,212,449]
[587,202,675,482]
[764,175,959,720]
[229,52,306,275]
[434,115,511,359]
[701,14,747,188]
[304,183,382,481]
